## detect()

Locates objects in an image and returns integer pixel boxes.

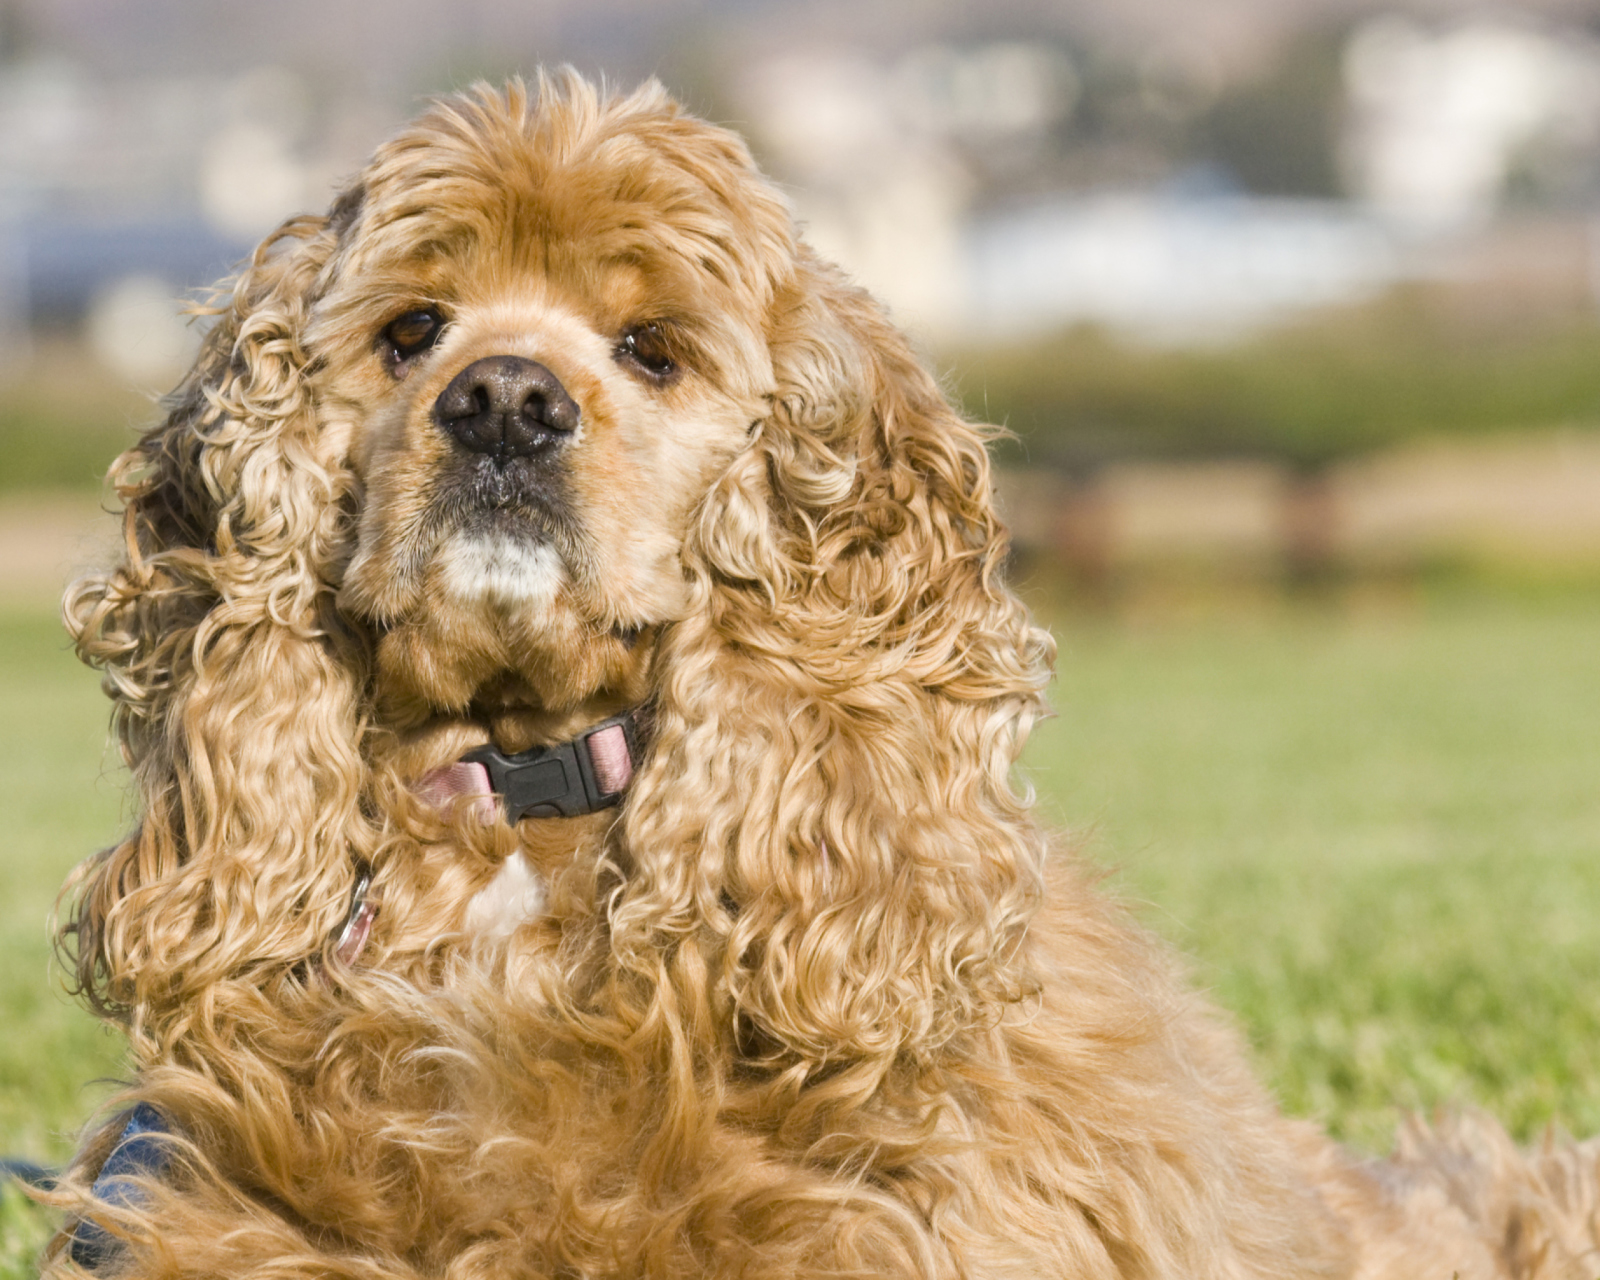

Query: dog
[41,73,1600,1279]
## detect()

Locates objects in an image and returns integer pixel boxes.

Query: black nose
[433,356,580,462]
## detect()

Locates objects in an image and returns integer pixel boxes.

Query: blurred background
[8,0,1600,586]
[9,0,1600,588]
[3,0,1600,1247]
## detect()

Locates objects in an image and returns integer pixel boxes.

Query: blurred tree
[951,284,1600,472]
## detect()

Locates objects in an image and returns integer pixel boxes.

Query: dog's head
[317,83,796,746]
[65,75,1052,1072]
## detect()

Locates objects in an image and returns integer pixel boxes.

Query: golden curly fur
[41,73,1600,1279]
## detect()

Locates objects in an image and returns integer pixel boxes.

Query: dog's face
[305,89,794,751]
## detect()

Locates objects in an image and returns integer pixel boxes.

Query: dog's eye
[617,323,677,382]
[380,308,446,368]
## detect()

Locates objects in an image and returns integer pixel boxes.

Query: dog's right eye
[380,308,446,370]
[616,322,679,384]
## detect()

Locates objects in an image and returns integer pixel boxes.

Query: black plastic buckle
[460,710,640,824]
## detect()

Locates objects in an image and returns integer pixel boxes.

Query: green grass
[1024,585,1600,1151]
[0,1182,55,1280]
[0,608,129,1159]
[2,587,1600,1267]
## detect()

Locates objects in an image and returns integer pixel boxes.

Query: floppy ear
[61,197,377,1052]
[617,251,1055,1077]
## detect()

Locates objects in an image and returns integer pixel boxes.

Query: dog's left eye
[616,323,678,382]
[380,308,446,368]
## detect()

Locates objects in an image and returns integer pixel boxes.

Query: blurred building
[729,10,1600,346]
[0,54,395,381]
[1342,15,1600,231]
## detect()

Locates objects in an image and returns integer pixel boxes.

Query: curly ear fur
[61,207,376,1054]
[617,252,1055,1077]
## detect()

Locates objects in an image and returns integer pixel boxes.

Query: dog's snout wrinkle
[435,356,580,464]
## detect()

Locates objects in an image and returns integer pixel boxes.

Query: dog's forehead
[328,94,796,323]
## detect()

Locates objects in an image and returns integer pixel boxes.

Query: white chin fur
[463,851,547,940]
[439,532,566,609]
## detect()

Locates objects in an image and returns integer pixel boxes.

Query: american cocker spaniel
[43,74,1600,1279]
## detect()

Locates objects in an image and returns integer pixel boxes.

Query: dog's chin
[362,528,658,750]
[436,527,568,613]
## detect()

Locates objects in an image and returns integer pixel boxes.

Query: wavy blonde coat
[42,76,1600,1280]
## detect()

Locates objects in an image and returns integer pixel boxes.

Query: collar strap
[452,708,644,824]
[333,711,644,966]
[334,710,640,960]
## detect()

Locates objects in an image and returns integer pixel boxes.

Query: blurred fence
[998,428,1600,586]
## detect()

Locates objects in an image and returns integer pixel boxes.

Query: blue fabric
[70,1103,170,1271]
[0,1158,52,1188]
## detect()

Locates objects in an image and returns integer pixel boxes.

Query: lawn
[0,604,129,1275]
[1025,584,1600,1151]
[0,607,128,1159]
[1,585,1598,1264]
